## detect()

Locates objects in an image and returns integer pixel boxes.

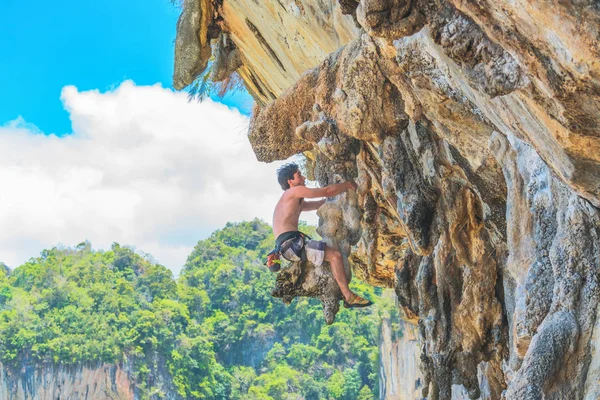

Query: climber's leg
[323,245,373,307]
[324,246,353,301]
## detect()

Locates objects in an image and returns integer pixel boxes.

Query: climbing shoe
[343,293,373,309]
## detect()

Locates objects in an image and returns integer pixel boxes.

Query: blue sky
[0,0,253,135]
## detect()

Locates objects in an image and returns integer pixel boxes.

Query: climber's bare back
[273,188,304,237]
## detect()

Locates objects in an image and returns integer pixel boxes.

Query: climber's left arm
[300,198,326,212]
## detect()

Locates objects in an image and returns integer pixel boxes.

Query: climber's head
[277,162,305,190]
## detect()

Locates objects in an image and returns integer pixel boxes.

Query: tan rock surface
[175,0,359,103]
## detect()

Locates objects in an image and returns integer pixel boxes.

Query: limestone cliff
[0,361,182,400]
[380,317,423,400]
[0,362,134,400]
[380,311,479,400]
[174,0,600,399]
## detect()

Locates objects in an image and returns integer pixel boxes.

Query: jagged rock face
[0,363,134,400]
[248,31,510,397]
[380,317,425,399]
[272,256,343,325]
[175,0,600,398]
[174,0,359,102]
[491,132,600,399]
[0,361,185,400]
[173,0,215,90]
[379,315,488,400]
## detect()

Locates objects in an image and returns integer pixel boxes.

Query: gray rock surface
[173,0,214,90]
[0,358,185,400]
[0,362,134,400]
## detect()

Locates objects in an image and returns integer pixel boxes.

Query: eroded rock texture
[0,362,135,400]
[175,0,600,398]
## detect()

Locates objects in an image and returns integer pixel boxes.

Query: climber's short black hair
[277,162,300,190]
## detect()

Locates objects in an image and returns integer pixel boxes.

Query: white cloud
[0,81,317,275]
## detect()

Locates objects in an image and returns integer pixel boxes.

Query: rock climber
[266,162,372,308]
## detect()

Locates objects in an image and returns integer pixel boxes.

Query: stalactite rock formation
[174,0,600,398]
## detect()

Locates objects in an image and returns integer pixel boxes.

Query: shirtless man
[269,162,372,308]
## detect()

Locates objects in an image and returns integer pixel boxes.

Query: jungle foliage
[0,220,396,399]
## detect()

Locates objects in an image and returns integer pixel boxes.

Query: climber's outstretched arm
[300,199,326,212]
[289,180,357,199]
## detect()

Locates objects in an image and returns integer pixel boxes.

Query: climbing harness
[265,231,312,272]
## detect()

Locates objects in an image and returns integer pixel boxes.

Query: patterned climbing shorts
[305,240,326,266]
[280,237,326,266]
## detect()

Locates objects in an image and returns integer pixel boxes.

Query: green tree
[0,220,387,399]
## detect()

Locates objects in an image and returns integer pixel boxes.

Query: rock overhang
[173,0,600,398]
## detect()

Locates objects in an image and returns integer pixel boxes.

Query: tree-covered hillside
[0,220,395,399]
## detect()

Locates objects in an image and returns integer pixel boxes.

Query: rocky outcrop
[0,362,133,400]
[174,0,359,102]
[174,0,600,398]
[0,360,186,400]
[379,308,480,400]
[173,0,215,90]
